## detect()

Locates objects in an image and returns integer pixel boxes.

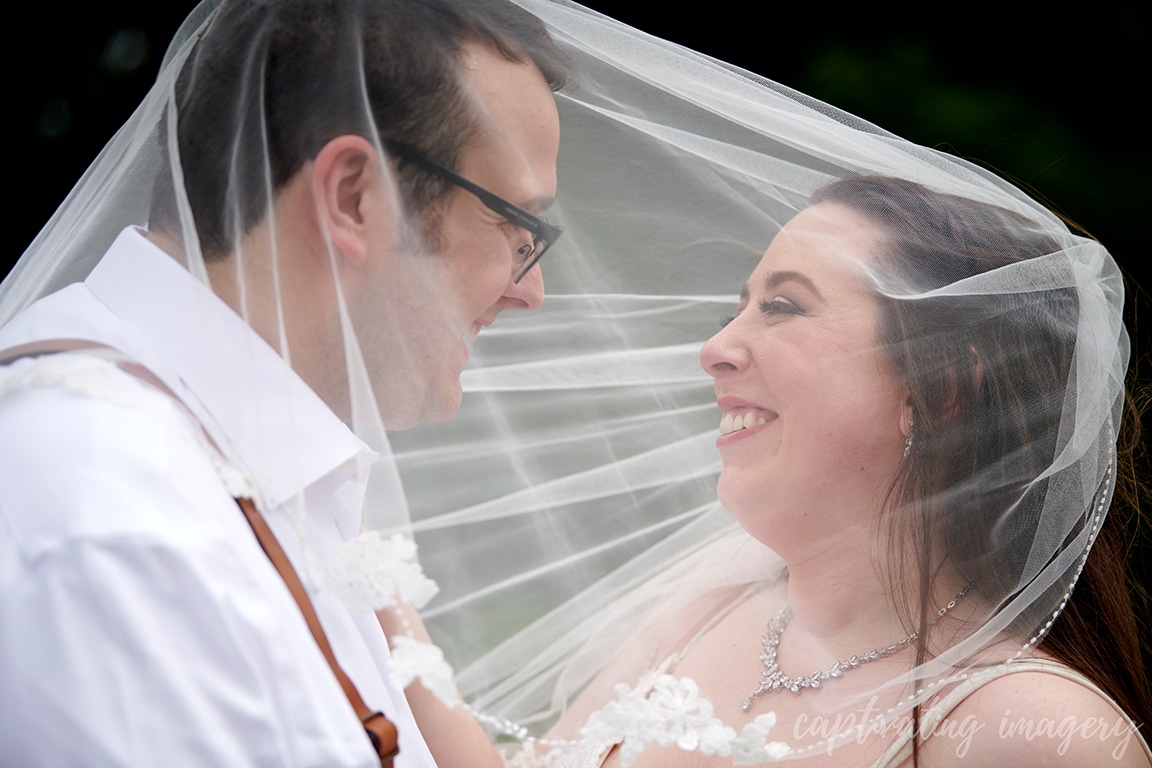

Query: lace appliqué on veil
[321,532,460,707]
[389,634,459,707]
[582,673,788,766]
[0,352,165,411]
[0,352,261,498]
[321,530,440,614]
[504,670,789,767]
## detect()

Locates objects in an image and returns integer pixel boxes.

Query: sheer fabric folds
[392,0,1128,758]
[0,0,1129,763]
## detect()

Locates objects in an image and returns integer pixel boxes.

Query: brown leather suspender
[235,497,399,764]
[0,342,400,765]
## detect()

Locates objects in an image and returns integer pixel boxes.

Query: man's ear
[311,135,392,265]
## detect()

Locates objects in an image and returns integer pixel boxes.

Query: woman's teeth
[719,411,767,435]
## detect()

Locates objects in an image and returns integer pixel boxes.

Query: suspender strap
[0,338,119,364]
[0,342,400,765]
[235,498,399,764]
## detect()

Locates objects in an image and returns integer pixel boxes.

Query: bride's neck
[784,540,896,645]
[781,538,968,658]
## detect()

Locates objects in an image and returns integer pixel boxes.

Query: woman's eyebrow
[763,269,822,300]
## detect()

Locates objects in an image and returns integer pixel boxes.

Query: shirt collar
[86,228,373,510]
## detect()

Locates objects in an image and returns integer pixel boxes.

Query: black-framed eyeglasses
[384,141,562,283]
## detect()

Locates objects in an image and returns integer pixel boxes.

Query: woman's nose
[699,322,746,376]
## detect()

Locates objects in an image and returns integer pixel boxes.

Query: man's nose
[504,261,544,310]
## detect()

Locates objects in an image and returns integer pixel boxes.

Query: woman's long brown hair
[814,176,1151,765]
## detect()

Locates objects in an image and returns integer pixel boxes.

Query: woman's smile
[699,203,910,546]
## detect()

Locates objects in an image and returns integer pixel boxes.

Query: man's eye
[759,298,802,316]
[499,220,525,236]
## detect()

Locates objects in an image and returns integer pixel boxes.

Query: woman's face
[699,203,910,551]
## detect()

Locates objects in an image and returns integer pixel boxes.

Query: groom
[0,1,566,766]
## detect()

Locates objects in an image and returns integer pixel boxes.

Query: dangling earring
[903,418,914,459]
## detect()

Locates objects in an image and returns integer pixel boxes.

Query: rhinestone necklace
[741,585,971,712]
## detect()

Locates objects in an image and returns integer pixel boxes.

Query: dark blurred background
[8,1,1149,588]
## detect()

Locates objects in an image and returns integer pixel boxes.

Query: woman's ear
[938,347,984,423]
[311,135,390,265]
[900,393,914,439]
[970,344,985,389]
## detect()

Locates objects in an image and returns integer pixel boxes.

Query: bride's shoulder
[917,662,1150,767]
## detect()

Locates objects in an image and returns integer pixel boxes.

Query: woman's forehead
[751,203,886,288]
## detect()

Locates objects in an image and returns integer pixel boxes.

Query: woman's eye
[719,314,735,329]
[759,297,802,316]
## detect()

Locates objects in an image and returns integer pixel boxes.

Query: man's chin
[374,380,462,431]
[422,383,464,425]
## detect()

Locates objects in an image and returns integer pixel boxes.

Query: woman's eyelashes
[720,297,801,328]
[759,297,802,316]
[719,302,748,328]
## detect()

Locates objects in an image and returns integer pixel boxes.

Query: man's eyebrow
[764,269,822,301]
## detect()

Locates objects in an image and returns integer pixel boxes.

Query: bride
[382,2,1150,766]
[482,176,1150,767]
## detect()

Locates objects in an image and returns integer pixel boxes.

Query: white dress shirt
[0,229,437,767]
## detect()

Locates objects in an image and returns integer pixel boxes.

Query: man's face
[359,41,561,429]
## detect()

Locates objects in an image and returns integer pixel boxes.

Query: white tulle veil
[394,0,1128,759]
[0,0,1129,762]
